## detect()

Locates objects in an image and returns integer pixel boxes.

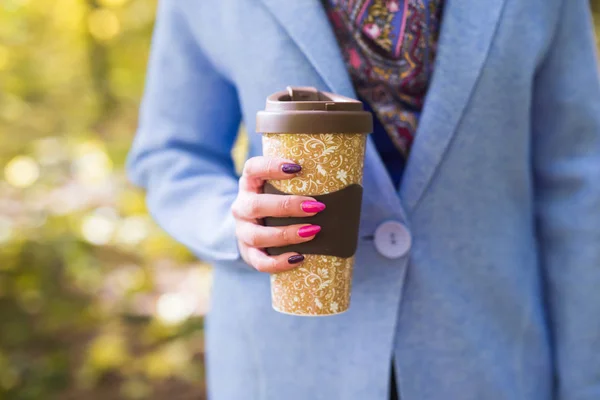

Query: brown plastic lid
[256,86,373,134]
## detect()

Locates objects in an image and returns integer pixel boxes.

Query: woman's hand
[231,157,325,273]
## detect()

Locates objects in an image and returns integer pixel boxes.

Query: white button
[374,221,412,259]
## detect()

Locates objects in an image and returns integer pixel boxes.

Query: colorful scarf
[323,0,444,158]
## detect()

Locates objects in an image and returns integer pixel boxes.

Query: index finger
[243,156,301,180]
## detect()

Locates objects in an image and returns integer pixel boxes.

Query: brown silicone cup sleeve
[263,183,363,258]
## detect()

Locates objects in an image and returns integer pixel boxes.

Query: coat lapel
[259,0,354,98]
[400,0,507,212]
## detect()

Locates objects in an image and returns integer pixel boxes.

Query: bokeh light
[156,293,195,326]
[115,215,151,245]
[4,155,40,188]
[81,210,118,245]
[73,141,113,184]
[52,0,86,31]
[88,9,121,41]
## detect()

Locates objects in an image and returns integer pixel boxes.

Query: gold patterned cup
[256,87,372,316]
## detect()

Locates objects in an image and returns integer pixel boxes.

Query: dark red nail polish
[288,254,305,264]
[301,201,326,213]
[298,225,321,238]
[282,163,302,174]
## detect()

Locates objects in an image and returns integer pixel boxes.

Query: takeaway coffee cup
[256,86,373,316]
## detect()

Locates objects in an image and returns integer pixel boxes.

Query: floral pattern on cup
[262,132,367,315]
[271,255,353,316]
[263,133,367,196]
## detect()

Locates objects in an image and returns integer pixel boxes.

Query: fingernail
[298,225,321,238]
[288,254,305,264]
[281,163,302,174]
[301,201,326,213]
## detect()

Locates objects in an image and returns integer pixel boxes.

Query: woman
[127,0,600,399]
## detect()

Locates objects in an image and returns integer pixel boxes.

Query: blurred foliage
[0,0,598,399]
[0,0,216,398]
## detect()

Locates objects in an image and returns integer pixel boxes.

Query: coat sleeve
[532,0,600,398]
[126,0,242,263]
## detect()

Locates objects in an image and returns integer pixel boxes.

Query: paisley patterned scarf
[323,0,444,158]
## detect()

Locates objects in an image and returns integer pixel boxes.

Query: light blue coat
[127,0,600,399]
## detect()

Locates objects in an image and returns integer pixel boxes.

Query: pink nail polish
[301,201,326,213]
[298,225,321,238]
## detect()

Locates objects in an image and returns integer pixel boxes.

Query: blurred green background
[0,1,599,399]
